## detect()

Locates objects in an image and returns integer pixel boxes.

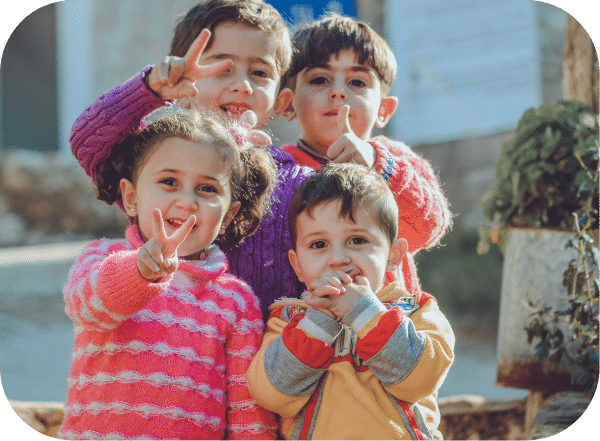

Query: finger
[164,257,179,273]
[354,275,370,287]
[311,285,344,298]
[157,57,170,82]
[337,105,352,136]
[168,215,196,250]
[168,58,185,87]
[152,208,168,246]
[196,58,233,80]
[329,147,358,164]
[139,245,162,273]
[184,29,211,69]
[306,297,335,310]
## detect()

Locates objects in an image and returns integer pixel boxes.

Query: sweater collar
[125,225,228,281]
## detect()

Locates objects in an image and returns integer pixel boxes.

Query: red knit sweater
[282,138,452,294]
[60,226,277,440]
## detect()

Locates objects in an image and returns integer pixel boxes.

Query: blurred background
[0,0,596,414]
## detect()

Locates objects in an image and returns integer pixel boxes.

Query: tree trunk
[562,15,599,113]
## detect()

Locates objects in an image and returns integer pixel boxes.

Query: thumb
[337,105,352,136]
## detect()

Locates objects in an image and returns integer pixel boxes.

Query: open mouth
[221,103,250,116]
[166,218,196,229]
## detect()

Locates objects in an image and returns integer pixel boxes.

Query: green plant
[482,100,599,231]
[524,209,599,397]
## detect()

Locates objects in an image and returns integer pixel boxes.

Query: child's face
[285,49,397,155]
[120,137,240,258]
[288,200,406,294]
[184,22,290,129]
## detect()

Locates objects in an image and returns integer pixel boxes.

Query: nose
[329,78,347,101]
[328,245,351,267]
[229,71,253,95]
[175,191,199,211]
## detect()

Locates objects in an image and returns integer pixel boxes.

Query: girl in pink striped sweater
[59,109,278,440]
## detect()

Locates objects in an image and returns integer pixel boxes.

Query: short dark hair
[288,163,398,249]
[283,14,397,96]
[94,108,277,246]
[170,0,292,76]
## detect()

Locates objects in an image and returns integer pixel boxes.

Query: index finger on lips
[337,105,352,135]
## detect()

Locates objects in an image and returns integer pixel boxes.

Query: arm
[70,66,168,180]
[246,304,340,418]
[71,29,231,181]
[63,240,173,331]
[370,136,452,252]
[345,294,455,404]
[225,287,278,440]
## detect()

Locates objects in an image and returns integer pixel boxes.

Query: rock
[529,391,591,439]
[8,400,64,438]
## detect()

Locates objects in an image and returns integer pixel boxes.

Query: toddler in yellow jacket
[247,163,455,440]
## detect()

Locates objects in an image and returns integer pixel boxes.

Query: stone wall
[7,395,529,440]
[9,393,591,439]
[0,150,126,247]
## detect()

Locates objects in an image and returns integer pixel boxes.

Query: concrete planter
[496,228,593,392]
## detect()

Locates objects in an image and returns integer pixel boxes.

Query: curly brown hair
[94,108,277,246]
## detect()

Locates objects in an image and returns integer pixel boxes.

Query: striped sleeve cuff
[341,295,387,335]
[297,307,342,346]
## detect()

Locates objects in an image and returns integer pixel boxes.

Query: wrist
[341,294,387,334]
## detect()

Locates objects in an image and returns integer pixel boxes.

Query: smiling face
[183,21,290,128]
[286,49,397,156]
[120,137,240,259]
[288,200,406,294]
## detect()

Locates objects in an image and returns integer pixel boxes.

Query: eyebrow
[305,64,374,75]
[156,169,222,183]
[205,53,276,67]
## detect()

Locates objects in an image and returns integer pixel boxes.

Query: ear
[375,96,398,129]
[386,237,408,272]
[270,88,293,121]
[280,91,297,122]
[222,201,242,230]
[119,178,138,217]
[287,249,305,283]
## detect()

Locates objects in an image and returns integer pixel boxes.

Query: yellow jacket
[247,282,455,440]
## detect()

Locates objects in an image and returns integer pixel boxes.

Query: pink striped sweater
[59,226,277,440]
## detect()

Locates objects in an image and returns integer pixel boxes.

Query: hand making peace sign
[137,208,196,281]
[145,28,233,103]
[326,105,376,167]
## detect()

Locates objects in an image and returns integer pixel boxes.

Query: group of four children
[60,0,455,439]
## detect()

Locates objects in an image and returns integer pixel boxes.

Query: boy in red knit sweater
[279,13,452,295]
[247,163,455,439]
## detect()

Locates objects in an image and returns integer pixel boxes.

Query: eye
[308,75,328,85]
[159,178,177,187]
[348,78,366,88]
[198,184,218,194]
[350,236,368,245]
[309,240,327,249]
[251,69,269,79]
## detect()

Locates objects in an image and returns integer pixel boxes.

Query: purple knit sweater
[70,67,312,317]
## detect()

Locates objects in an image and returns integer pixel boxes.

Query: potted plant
[481,99,598,393]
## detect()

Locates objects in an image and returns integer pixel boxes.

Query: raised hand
[326,105,376,167]
[137,208,196,281]
[146,28,233,103]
